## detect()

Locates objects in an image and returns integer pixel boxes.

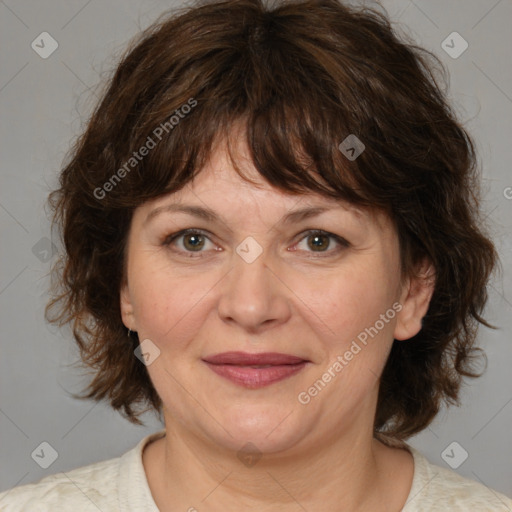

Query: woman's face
[121,136,432,454]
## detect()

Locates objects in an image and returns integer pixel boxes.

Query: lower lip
[204,362,308,389]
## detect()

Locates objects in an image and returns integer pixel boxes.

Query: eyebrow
[144,203,360,228]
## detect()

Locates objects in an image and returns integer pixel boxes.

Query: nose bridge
[217,235,290,330]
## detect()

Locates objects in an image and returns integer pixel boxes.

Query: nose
[217,242,292,334]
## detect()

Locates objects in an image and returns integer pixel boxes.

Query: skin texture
[120,133,435,511]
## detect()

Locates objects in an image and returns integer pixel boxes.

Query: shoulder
[0,455,121,512]
[403,445,512,511]
[0,429,166,512]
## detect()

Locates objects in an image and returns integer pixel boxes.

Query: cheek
[294,265,397,345]
[129,260,215,346]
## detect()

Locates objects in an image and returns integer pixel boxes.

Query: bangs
[136,103,368,208]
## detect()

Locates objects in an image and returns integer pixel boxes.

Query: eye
[291,229,349,257]
[163,229,216,256]
[162,228,349,258]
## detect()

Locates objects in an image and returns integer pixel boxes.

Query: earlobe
[120,281,136,331]
[393,261,435,341]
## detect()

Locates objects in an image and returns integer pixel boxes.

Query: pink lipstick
[202,351,308,389]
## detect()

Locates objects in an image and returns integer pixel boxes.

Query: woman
[1,0,510,510]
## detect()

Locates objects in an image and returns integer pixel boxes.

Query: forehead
[136,124,394,236]
[156,134,364,214]
[139,159,394,242]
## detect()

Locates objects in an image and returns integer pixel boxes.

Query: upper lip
[202,351,307,365]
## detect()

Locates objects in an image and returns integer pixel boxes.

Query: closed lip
[202,351,308,365]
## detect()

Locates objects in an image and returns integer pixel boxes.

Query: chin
[206,403,309,455]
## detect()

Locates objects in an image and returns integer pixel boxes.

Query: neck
[143,410,413,511]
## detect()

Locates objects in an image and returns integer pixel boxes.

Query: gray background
[1,0,511,500]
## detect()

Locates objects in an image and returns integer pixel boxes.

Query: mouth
[202,351,309,389]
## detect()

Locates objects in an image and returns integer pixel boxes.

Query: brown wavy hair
[46,0,498,439]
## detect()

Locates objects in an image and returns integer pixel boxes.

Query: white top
[1,429,511,511]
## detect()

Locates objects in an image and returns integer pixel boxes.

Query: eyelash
[162,228,350,258]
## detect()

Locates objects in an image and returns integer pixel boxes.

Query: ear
[120,278,137,331]
[394,259,435,341]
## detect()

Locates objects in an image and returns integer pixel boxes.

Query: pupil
[310,234,327,251]
[185,234,204,250]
